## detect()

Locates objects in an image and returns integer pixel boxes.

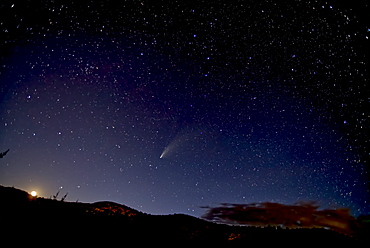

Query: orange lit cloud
[202,202,358,235]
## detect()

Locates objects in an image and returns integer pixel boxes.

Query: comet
[159,146,170,159]
[159,125,203,159]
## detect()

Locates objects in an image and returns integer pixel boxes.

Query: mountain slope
[0,185,363,245]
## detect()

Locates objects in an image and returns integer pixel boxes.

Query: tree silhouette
[0,149,9,158]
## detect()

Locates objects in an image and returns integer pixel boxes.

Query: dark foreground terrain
[0,185,368,245]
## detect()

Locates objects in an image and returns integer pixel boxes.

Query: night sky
[1,0,369,217]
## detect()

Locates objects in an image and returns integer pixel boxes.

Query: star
[0,0,368,217]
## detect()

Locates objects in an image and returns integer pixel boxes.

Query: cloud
[201,202,358,235]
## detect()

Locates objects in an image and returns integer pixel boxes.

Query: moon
[30,191,37,197]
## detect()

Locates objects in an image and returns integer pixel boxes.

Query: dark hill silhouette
[0,185,366,245]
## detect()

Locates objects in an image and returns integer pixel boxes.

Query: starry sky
[0,0,369,217]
